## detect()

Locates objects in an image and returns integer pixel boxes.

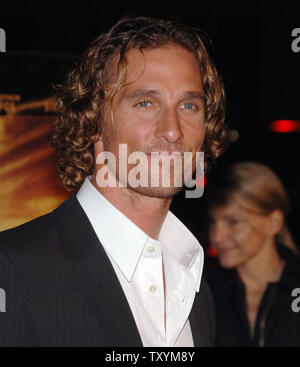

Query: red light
[207,245,218,258]
[269,120,300,133]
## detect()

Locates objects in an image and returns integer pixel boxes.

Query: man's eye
[137,100,151,108]
[182,102,198,111]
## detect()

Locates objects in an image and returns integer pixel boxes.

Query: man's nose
[154,106,183,144]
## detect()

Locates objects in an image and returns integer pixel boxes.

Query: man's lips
[145,151,183,157]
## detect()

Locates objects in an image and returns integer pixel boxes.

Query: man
[0,17,227,346]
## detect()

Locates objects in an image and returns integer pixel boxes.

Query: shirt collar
[160,211,204,292]
[76,176,203,292]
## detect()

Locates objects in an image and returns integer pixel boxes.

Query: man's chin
[127,185,183,199]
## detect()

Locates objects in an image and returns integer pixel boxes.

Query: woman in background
[205,161,300,347]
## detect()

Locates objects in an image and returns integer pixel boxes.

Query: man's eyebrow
[124,89,206,101]
[182,91,206,101]
[125,89,162,99]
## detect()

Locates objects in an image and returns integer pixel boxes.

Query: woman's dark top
[205,244,300,347]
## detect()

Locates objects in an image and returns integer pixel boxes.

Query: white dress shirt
[76,176,204,347]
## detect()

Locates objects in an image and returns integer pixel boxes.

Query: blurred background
[0,0,299,250]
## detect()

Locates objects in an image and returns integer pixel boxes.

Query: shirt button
[147,245,155,253]
[149,285,156,293]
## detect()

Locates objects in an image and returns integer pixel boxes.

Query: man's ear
[93,135,104,154]
[91,132,102,143]
[268,209,284,236]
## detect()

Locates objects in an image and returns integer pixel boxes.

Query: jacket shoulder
[0,194,80,278]
[0,210,57,258]
[0,195,74,279]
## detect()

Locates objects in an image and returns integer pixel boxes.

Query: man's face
[95,44,206,198]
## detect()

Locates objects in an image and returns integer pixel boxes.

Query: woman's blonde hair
[206,161,297,252]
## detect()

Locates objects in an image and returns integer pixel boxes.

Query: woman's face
[208,201,277,268]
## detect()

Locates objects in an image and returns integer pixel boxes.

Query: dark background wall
[1,0,299,244]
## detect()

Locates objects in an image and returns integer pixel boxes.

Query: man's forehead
[121,46,202,88]
[124,44,198,67]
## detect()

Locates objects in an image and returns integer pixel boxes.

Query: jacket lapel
[189,291,204,347]
[53,193,143,347]
[189,280,215,347]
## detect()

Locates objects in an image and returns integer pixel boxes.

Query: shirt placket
[140,242,166,341]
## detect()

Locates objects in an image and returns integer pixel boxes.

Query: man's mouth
[146,151,183,157]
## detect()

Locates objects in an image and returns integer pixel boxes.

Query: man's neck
[90,176,172,240]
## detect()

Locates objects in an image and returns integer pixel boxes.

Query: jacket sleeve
[0,234,36,346]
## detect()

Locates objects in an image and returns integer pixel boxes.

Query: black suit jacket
[0,193,215,347]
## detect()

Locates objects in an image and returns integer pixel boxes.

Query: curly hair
[49,16,228,191]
